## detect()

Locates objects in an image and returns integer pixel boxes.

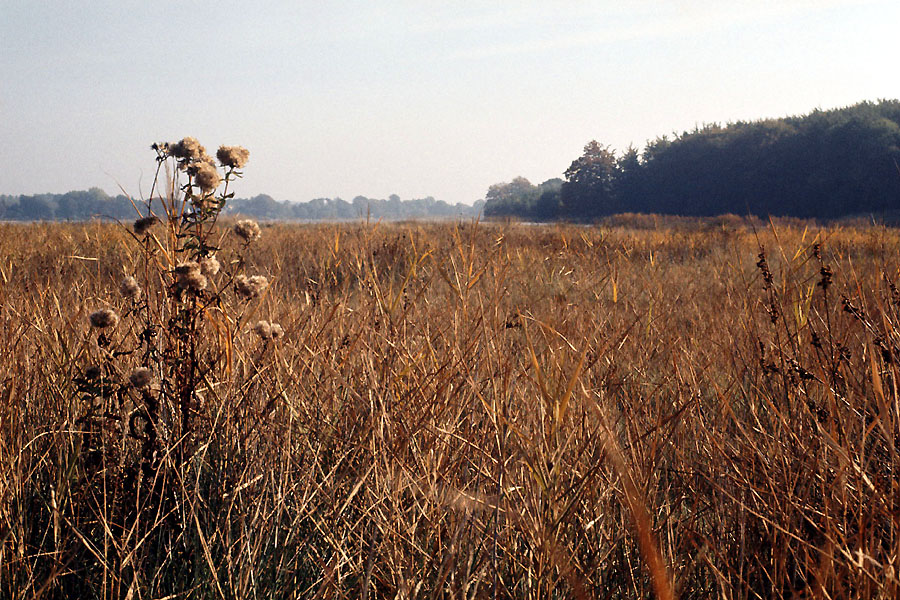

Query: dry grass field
[2,216,899,598]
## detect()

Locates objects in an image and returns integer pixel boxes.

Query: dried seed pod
[199,255,220,277]
[175,262,208,291]
[169,136,205,161]
[217,145,250,169]
[129,367,153,388]
[234,220,261,243]
[133,216,158,236]
[252,320,273,340]
[120,276,141,300]
[89,309,119,329]
[235,274,268,299]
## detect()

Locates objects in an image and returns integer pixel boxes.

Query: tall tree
[483,177,538,217]
[533,178,564,220]
[561,141,619,219]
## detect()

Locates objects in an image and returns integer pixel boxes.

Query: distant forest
[0,190,483,222]
[484,100,900,221]
[6,101,899,223]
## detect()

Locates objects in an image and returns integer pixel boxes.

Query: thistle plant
[73,138,280,550]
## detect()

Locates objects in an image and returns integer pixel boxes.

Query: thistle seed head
[89,309,119,329]
[235,274,269,299]
[174,261,201,276]
[252,320,273,340]
[190,160,222,194]
[175,262,207,291]
[234,219,261,243]
[217,145,250,169]
[199,255,220,277]
[169,136,206,161]
[129,367,153,388]
[199,149,216,166]
[120,275,141,300]
[134,216,158,236]
[270,323,284,339]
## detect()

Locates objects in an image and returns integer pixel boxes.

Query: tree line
[227,194,482,220]
[484,100,900,221]
[0,189,483,222]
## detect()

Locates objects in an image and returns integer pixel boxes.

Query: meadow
[1,216,899,599]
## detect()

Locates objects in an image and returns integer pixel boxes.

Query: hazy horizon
[2,0,899,205]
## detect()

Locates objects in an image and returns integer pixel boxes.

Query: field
[2,217,899,598]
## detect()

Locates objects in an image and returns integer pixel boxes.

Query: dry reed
[1,207,899,598]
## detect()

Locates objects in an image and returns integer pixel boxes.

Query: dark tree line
[484,100,900,221]
[0,189,483,222]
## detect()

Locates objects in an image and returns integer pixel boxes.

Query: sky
[1,0,899,205]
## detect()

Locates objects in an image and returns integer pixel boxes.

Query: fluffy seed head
[234,219,261,243]
[134,216,158,236]
[270,323,284,339]
[190,161,222,194]
[120,276,141,300]
[252,320,273,340]
[235,274,269,299]
[217,145,250,169]
[180,272,208,291]
[89,309,119,329]
[175,262,207,291]
[129,367,153,388]
[169,136,205,161]
[199,149,216,166]
[174,261,201,276]
[199,255,220,277]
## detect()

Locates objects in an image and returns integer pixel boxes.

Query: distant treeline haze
[485,100,900,220]
[6,100,899,223]
[0,190,483,222]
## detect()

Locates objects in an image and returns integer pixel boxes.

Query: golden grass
[1,218,899,598]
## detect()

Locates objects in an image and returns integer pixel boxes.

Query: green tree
[483,177,539,217]
[533,178,563,220]
[57,188,109,220]
[17,194,56,220]
[561,141,619,219]
[615,146,643,212]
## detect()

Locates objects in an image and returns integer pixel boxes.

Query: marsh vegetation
[2,207,900,598]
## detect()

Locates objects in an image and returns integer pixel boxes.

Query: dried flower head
[129,367,153,388]
[181,272,208,291]
[199,149,216,166]
[120,275,141,300]
[175,261,207,291]
[189,161,222,194]
[89,309,119,329]
[199,255,220,277]
[169,136,205,161]
[270,323,284,339]
[235,274,269,299]
[217,145,250,169]
[234,219,261,243]
[174,261,201,276]
[252,320,273,340]
[134,216,158,236]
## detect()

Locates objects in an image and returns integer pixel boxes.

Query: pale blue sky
[1,1,898,204]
